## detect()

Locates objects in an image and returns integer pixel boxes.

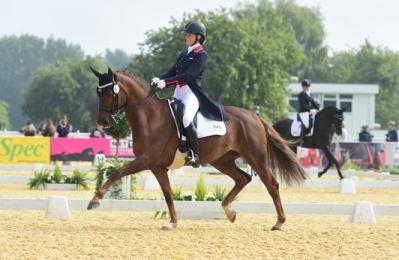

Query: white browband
[98,82,114,89]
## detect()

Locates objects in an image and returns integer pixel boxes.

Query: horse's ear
[108,67,114,78]
[108,67,117,82]
[90,67,102,78]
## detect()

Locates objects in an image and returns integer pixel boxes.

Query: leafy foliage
[95,159,127,199]
[212,185,227,201]
[52,164,63,183]
[132,1,304,121]
[27,169,52,189]
[316,41,399,125]
[22,56,106,131]
[195,176,207,201]
[104,49,133,70]
[105,111,132,158]
[71,169,90,190]
[0,100,11,130]
[341,160,361,171]
[172,186,184,201]
[0,35,83,128]
[386,166,399,175]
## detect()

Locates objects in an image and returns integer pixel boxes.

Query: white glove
[310,109,318,115]
[151,77,166,89]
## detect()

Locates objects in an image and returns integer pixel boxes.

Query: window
[340,101,352,112]
[324,100,337,108]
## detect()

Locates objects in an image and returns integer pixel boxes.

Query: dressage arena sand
[0,211,398,259]
[1,172,399,259]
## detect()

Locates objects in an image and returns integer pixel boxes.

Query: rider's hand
[310,109,318,115]
[151,77,166,89]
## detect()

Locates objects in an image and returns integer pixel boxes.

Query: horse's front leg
[87,158,147,210]
[151,166,178,231]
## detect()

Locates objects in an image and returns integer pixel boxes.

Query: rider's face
[185,33,197,46]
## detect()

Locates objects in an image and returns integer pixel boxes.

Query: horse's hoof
[87,200,100,210]
[227,210,237,223]
[271,225,282,231]
[161,223,177,231]
[317,172,323,178]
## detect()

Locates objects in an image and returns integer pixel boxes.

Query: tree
[274,0,329,80]
[0,35,83,128]
[22,56,105,131]
[0,101,11,130]
[132,1,304,121]
[104,111,132,158]
[104,49,133,70]
[323,41,399,125]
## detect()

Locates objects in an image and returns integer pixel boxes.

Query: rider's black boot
[299,124,307,146]
[184,123,200,168]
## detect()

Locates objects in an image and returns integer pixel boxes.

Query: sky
[0,0,398,55]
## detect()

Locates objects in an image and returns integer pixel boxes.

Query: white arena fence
[0,198,398,224]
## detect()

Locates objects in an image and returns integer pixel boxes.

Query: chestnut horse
[88,68,306,231]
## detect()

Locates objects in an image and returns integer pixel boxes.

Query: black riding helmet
[302,79,311,87]
[183,21,206,44]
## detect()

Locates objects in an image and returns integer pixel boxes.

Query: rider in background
[298,79,320,140]
[150,21,227,167]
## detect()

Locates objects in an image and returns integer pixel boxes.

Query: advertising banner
[110,138,135,158]
[0,136,50,164]
[51,138,111,162]
[297,142,390,169]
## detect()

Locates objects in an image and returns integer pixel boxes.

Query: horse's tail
[261,118,307,185]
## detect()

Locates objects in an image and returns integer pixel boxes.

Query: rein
[98,83,158,122]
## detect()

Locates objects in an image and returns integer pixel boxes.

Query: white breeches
[173,85,199,127]
[299,112,310,129]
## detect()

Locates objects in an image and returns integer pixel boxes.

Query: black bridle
[97,80,158,122]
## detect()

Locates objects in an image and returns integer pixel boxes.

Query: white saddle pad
[168,100,226,139]
[291,118,302,137]
[196,112,226,138]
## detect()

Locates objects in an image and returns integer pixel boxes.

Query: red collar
[193,45,203,53]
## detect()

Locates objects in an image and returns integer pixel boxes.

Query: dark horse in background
[88,67,306,231]
[273,107,345,179]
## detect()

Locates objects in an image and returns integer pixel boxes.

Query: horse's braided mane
[118,68,150,90]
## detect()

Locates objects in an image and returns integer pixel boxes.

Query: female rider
[151,21,227,167]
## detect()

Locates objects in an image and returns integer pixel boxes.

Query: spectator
[90,122,105,138]
[385,121,398,142]
[39,118,56,137]
[56,115,72,137]
[20,121,36,136]
[358,125,373,142]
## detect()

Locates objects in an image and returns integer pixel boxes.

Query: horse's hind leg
[211,152,252,223]
[241,152,286,230]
